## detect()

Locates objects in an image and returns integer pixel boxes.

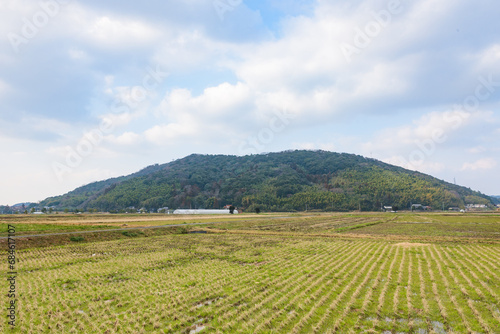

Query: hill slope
[41,150,494,212]
[491,196,500,205]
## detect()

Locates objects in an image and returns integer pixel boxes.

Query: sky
[1,0,499,205]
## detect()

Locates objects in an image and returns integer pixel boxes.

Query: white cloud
[145,82,254,145]
[292,142,336,152]
[22,115,72,135]
[359,109,499,178]
[0,79,10,97]
[46,145,70,159]
[29,3,163,51]
[160,82,252,117]
[476,44,500,72]
[2,0,500,203]
[152,30,236,73]
[0,0,44,30]
[68,48,89,61]
[382,155,446,173]
[467,146,487,154]
[363,110,475,154]
[67,168,117,185]
[105,132,141,146]
[84,15,161,49]
[144,123,198,144]
[223,0,499,126]
[0,115,73,142]
[461,158,497,171]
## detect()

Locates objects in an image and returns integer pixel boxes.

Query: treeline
[39,150,494,212]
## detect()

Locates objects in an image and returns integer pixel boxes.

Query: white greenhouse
[173,209,238,215]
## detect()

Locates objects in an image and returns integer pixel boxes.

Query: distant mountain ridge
[40,150,495,212]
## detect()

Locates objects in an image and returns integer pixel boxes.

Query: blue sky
[1,0,499,204]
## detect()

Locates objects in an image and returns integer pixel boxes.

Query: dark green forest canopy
[40,150,494,212]
[491,196,500,204]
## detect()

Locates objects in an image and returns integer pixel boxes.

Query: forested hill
[492,196,500,204]
[40,150,494,212]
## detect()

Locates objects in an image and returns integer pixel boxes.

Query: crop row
[1,234,499,333]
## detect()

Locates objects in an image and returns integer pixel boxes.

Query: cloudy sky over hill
[1,0,499,204]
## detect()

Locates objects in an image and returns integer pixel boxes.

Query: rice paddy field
[1,212,499,333]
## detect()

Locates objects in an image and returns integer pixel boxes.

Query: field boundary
[0,221,229,240]
[205,228,500,244]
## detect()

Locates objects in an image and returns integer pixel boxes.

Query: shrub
[70,236,85,242]
[122,231,144,237]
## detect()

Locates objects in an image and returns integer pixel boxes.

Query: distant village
[0,203,241,215]
[1,202,499,215]
[382,203,497,213]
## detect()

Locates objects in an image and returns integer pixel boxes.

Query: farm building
[412,204,431,211]
[411,204,423,211]
[173,209,239,215]
[157,207,169,213]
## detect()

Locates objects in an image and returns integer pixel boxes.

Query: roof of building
[173,209,238,215]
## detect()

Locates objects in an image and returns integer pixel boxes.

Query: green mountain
[40,150,495,212]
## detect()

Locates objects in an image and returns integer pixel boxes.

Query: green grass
[121,231,145,237]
